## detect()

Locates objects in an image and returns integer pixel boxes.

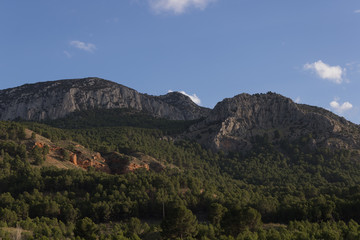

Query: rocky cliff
[188,92,360,152]
[2,78,359,153]
[0,77,210,121]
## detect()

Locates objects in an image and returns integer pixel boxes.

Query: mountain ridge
[1,78,360,153]
[0,77,210,121]
[187,92,360,152]
[1,80,360,239]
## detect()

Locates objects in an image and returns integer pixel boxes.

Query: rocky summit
[0,77,210,121]
[1,78,360,153]
[188,92,360,152]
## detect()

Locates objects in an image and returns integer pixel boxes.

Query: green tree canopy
[161,204,198,239]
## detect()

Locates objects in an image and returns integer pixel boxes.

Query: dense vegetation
[42,108,200,134]
[0,110,360,239]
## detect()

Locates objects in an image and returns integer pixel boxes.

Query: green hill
[0,109,360,239]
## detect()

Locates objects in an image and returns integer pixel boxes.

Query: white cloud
[168,90,201,105]
[304,60,345,84]
[149,0,215,14]
[354,9,360,13]
[295,97,301,103]
[63,51,72,58]
[330,100,353,114]
[70,40,96,53]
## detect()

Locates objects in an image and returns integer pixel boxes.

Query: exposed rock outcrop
[104,152,163,174]
[158,92,210,121]
[2,78,360,154]
[0,77,210,121]
[188,92,360,152]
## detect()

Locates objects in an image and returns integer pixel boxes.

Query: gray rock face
[2,78,359,153]
[0,78,210,121]
[158,92,210,121]
[188,92,360,152]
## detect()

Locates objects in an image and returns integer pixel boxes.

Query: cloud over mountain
[330,100,353,113]
[168,90,201,105]
[304,60,345,84]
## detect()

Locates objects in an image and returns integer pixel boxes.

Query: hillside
[0,79,360,239]
[0,77,210,121]
[2,78,360,154]
[188,92,360,152]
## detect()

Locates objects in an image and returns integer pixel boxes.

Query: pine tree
[161,205,198,239]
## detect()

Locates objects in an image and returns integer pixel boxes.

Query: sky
[1,0,360,123]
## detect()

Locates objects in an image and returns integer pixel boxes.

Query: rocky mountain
[158,92,208,121]
[0,77,210,121]
[1,78,360,153]
[187,92,360,152]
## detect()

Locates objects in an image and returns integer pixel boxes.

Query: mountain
[2,81,360,239]
[0,77,210,121]
[187,92,360,152]
[1,78,360,153]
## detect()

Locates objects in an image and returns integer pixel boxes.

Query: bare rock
[0,77,210,121]
[188,92,360,152]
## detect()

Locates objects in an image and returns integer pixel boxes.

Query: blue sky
[1,0,360,122]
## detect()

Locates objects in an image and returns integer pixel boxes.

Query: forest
[0,109,359,239]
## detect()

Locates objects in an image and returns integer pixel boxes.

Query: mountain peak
[0,78,209,121]
[188,92,360,152]
[158,91,210,121]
